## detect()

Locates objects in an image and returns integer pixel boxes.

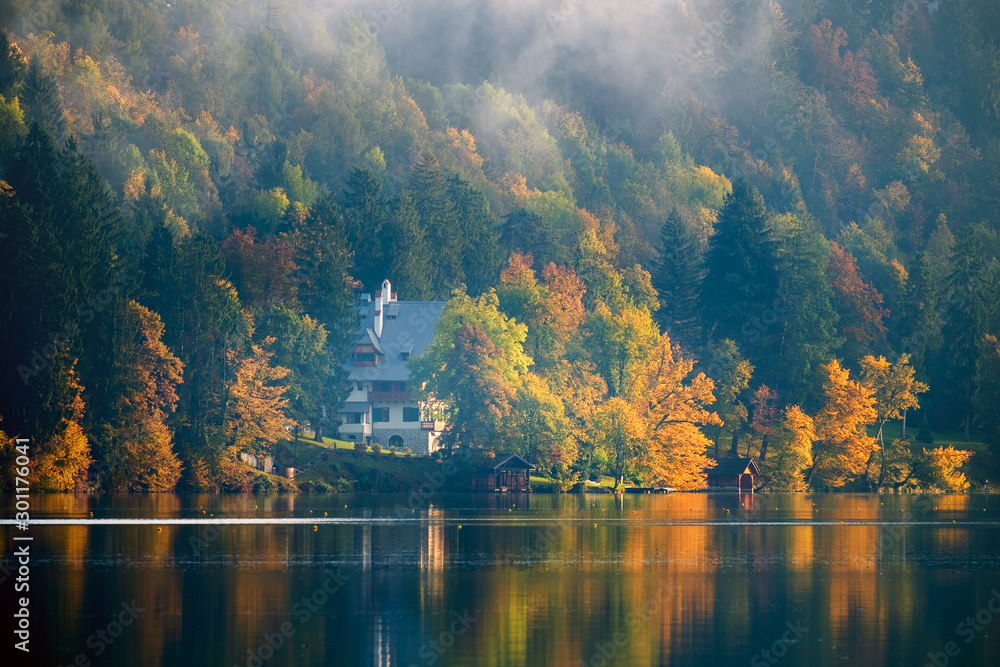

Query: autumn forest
[1,0,998,493]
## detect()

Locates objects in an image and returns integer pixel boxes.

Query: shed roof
[491,454,533,470]
[707,458,761,477]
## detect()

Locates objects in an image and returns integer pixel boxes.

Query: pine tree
[701,181,781,353]
[409,150,458,293]
[449,174,499,296]
[342,166,389,291]
[770,215,841,404]
[651,209,704,348]
[385,193,433,300]
[0,32,26,97]
[21,57,66,143]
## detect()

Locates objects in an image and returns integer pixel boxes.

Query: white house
[337,279,447,454]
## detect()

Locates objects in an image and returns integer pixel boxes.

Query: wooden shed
[471,454,533,493]
[706,458,761,492]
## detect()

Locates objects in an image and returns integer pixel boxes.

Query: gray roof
[346,300,446,382]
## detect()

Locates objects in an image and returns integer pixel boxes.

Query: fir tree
[385,193,433,300]
[342,166,389,292]
[701,180,781,352]
[651,209,704,348]
[21,56,66,143]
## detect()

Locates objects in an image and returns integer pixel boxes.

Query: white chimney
[374,293,383,338]
[382,278,394,303]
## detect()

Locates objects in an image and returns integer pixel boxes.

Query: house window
[378,381,392,392]
[345,413,362,424]
[356,381,364,391]
[403,407,420,422]
[373,407,390,423]
[355,352,376,364]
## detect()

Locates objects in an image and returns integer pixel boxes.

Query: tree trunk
[729,432,739,456]
[759,435,770,461]
[900,409,907,439]
[314,426,323,442]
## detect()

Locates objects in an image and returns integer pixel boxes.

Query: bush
[372,442,383,458]
[353,441,367,457]
[404,447,413,457]
[253,474,277,493]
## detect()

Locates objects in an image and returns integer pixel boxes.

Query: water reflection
[2,493,999,666]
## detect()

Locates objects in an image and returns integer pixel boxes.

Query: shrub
[353,441,367,457]
[404,447,413,458]
[372,442,383,458]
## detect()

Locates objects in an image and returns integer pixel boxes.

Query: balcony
[370,391,413,403]
[421,420,446,432]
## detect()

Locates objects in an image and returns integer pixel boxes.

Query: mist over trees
[0,0,997,491]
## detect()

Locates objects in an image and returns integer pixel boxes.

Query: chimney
[382,278,394,303]
[374,293,383,338]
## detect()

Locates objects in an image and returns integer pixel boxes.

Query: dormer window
[354,344,378,366]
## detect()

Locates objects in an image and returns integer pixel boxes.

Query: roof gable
[708,458,761,476]
[492,454,533,470]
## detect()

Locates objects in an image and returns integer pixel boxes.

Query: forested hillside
[0,0,997,492]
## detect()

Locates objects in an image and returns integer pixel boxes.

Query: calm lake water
[3,493,1000,667]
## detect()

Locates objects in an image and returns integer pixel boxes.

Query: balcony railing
[421,420,445,432]
[370,391,413,403]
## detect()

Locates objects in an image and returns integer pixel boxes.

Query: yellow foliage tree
[635,335,721,490]
[225,338,291,458]
[104,302,185,492]
[916,446,974,491]
[587,397,647,490]
[811,359,876,489]
[32,360,92,492]
[859,353,928,489]
[760,406,815,491]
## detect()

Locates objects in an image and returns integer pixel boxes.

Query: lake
[3,493,1000,666]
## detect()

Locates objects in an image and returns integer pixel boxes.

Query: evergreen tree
[408,149,458,293]
[500,208,557,267]
[21,57,66,143]
[290,197,358,436]
[771,216,841,404]
[701,180,781,356]
[342,166,389,291]
[0,32,26,97]
[939,224,1000,440]
[448,174,499,296]
[385,193,433,300]
[651,209,704,348]
[0,126,123,448]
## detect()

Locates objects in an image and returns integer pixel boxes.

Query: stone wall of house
[370,427,432,455]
